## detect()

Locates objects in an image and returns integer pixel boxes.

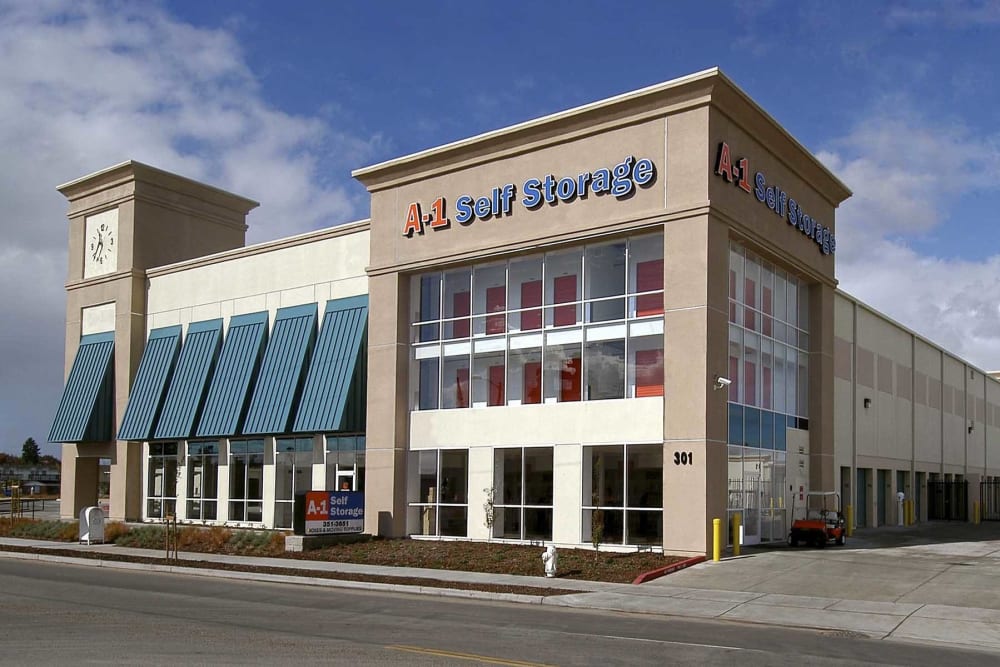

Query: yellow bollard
[731,512,741,556]
[713,518,721,561]
[908,499,915,525]
[846,504,854,537]
[974,501,980,525]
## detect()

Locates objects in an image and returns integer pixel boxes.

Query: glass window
[472,348,505,407]
[543,341,581,403]
[585,242,626,323]
[229,439,264,523]
[473,263,506,336]
[631,233,664,317]
[416,273,440,342]
[582,444,661,546]
[409,449,468,537]
[545,249,581,328]
[585,338,625,401]
[629,330,663,398]
[443,269,472,340]
[146,442,178,520]
[326,436,365,493]
[508,256,543,332]
[492,447,553,541]
[186,441,218,521]
[274,437,314,530]
[410,234,665,411]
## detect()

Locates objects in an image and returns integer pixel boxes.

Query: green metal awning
[243,303,318,435]
[117,326,182,441]
[196,312,269,438]
[48,331,115,443]
[293,295,368,433]
[153,319,223,440]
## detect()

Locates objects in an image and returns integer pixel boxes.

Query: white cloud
[0,1,381,454]
[821,104,1000,370]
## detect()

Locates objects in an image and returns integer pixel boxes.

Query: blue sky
[2,0,1000,455]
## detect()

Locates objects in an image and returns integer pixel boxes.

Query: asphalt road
[0,559,995,666]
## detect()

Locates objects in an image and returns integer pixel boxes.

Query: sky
[2,0,1000,456]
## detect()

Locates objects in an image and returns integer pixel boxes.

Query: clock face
[89,221,115,265]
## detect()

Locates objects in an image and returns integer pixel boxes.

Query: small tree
[21,438,40,465]
[591,495,605,554]
[591,458,604,555]
[483,486,496,541]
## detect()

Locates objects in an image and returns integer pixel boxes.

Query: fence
[927,480,968,521]
[982,479,1000,521]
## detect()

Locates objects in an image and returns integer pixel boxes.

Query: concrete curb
[0,549,548,605]
[632,555,707,584]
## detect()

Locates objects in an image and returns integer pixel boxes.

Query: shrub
[113,524,165,550]
[0,519,78,542]
[102,521,130,543]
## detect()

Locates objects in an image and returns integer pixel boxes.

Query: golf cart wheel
[836,533,845,546]
[788,533,798,547]
[814,534,826,548]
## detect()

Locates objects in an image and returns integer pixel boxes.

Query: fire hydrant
[541,545,558,577]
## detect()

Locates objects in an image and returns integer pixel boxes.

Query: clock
[89,221,115,265]
[83,208,119,278]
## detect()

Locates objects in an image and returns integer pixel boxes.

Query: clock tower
[55,161,258,521]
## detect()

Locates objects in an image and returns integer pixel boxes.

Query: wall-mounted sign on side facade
[402,155,657,237]
[715,142,836,255]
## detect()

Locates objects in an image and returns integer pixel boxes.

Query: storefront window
[186,441,218,521]
[409,449,468,537]
[582,444,662,546]
[146,442,178,520]
[493,447,553,541]
[274,437,314,529]
[229,439,264,523]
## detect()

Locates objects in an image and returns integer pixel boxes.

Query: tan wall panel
[409,399,663,449]
[370,119,668,273]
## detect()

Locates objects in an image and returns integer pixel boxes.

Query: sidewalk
[3,524,1000,655]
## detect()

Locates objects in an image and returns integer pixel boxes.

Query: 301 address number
[673,451,693,465]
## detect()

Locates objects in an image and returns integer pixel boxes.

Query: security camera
[713,376,732,390]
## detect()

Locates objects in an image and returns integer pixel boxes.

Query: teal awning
[196,312,269,438]
[153,319,223,440]
[117,326,182,441]
[243,303,318,435]
[293,295,368,433]
[48,332,115,443]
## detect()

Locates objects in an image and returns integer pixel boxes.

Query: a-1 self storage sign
[304,491,364,535]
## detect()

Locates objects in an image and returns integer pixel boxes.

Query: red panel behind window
[743,278,756,330]
[636,259,664,316]
[452,291,470,338]
[520,281,542,331]
[523,361,541,404]
[634,349,664,397]
[489,364,505,406]
[743,360,756,406]
[456,367,469,408]
[561,356,581,401]
[553,275,577,326]
[486,286,506,335]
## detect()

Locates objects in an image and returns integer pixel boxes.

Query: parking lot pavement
[658,521,1000,610]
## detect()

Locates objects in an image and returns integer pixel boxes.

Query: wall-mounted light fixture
[863,397,872,409]
[713,375,732,391]
[968,422,975,434]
